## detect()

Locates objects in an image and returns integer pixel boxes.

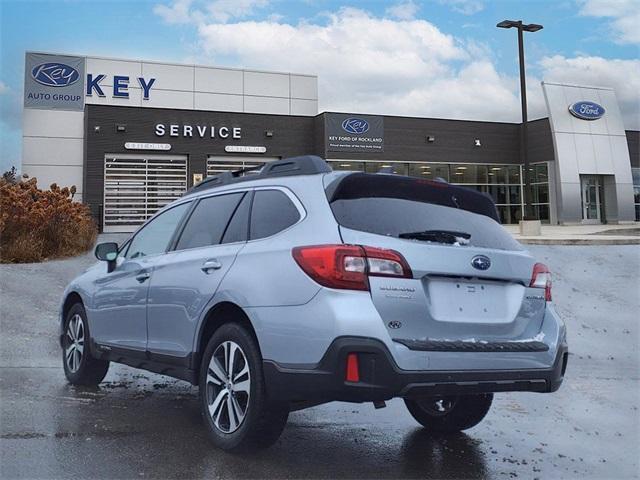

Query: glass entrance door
[581,175,602,223]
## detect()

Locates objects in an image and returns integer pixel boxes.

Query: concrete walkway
[505,223,640,245]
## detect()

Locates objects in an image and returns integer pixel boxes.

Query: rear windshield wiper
[398,230,471,245]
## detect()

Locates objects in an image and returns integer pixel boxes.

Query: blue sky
[1,0,639,173]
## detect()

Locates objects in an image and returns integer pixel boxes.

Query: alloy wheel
[65,314,85,373]
[206,341,251,433]
[417,396,458,417]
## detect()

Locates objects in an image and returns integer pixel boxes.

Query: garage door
[206,156,279,177]
[103,154,188,233]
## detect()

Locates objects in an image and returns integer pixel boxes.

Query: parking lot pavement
[1,239,638,479]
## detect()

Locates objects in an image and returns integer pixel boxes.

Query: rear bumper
[263,336,568,404]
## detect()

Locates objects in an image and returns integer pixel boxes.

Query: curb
[517,238,640,245]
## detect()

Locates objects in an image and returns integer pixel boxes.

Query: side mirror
[95,242,118,273]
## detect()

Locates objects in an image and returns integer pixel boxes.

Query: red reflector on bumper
[346,353,360,382]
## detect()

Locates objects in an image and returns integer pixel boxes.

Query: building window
[326,160,551,225]
[407,163,450,181]
[632,168,640,221]
[330,161,367,172]
[449,164,522,224]
[529,163,551,224]
[364,161,408,176]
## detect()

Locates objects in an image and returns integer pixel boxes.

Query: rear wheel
[62,303,109,386]
[404,394,493,433]
[199,323,288,452]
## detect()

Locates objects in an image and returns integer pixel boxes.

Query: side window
[175,193,244,250]
[221,192,252,244]
[118,240,131,258]
[250,190,301,240]
[126,202,191,259]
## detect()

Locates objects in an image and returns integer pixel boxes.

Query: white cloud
[578,0,640,44]
[154,3,639,129]
[206,0,269,23]
[0,81,10,95]
[539,55,640,128]
[193,7,526,122]
[153,0,195,24]
[438,0,484,15]
[153,0,268,24]
[385,1,419,20]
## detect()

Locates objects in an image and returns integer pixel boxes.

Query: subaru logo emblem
[568,101,605,121]
[341,118,369,135]
[31,62,80,87]
[471,255,491,271]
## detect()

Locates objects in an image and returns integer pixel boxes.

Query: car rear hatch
[325,173,548,347]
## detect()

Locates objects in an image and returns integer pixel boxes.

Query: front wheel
[199,323,288,452]
[62,303,109,386]
[404,394,493,433]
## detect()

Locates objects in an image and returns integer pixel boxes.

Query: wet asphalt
[1,238,638,479]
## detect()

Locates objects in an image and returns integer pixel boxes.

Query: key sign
[31,63,80,87]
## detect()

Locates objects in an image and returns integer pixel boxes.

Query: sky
[1,0,639,173]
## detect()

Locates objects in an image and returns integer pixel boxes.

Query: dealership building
[22,52,639,232]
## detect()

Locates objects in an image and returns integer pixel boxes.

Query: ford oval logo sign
[342,118,370,135]
[471,255,491,271]
[568,101,605,121]
[31,62,80,87]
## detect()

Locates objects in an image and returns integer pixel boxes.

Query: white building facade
[22,51,318,203]
[542,81,636,224]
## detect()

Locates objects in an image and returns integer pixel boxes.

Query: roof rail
[187,155,332,194]
[261,155,332,177]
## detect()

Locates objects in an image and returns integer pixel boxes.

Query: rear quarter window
[250,189,301,240]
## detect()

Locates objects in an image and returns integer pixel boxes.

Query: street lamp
[497,20,543,222]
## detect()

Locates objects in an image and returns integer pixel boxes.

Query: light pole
[497,20,543,222]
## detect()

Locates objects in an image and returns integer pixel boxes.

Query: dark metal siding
[626,130,639,168]
[322,113,551,165]
[83,105,562,229]
[84,104,318,220]
[527,118,555,164]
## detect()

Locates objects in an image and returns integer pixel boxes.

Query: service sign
[24,53,85,111]
[326,113,384,153]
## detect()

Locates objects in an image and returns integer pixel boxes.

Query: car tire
[404,394,493,433]
[199,323,289,452]
[62,303,110,386]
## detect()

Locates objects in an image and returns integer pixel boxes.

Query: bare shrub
[0,175,97,263]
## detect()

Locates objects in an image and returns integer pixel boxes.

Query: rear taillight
[292,244,412,291]
[345,353,360,382]
[530,263,552,301]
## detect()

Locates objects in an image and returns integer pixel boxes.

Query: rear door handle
[201,259,222,273]
[135,272,151,283]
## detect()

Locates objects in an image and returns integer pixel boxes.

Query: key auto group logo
[31,62,80,87]
[341,117,370,135]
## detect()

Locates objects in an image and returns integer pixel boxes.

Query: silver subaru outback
[59,156,567,452]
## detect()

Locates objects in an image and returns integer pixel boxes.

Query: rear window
[327,173,522,251]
